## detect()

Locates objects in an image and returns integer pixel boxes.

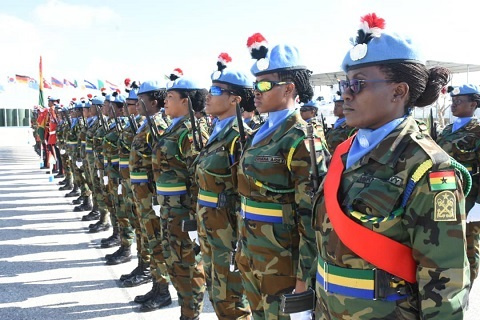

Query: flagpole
[39,56,45,107]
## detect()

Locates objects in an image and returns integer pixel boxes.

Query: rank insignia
[428,170,456,191]
[434,190,457,221]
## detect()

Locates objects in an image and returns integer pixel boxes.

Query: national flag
[43,79,52,89]
[39,56,45,107]
[7,76,15,84]
[51,77,64,88]
[84,79,97,89]
[37,108,48,140]
[28,78,39,90]
[63,79,77,88]
[97,80,105,90]
[105,80,119,91]
[16,74,31,85]
[429,170,456,191]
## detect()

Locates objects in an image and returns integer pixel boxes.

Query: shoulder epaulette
[409,132,450,171]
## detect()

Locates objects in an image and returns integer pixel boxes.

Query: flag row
[6,75,120,91]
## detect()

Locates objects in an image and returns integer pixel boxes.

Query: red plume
[124,78,131,86]
[72,97,77,101]
[173,68,183,76]
[115,88,121,94]
[218,53,232,64]
[87,93,93,99]
[360,13,385,29]
[247,33,267,50]
[100,87,106,92]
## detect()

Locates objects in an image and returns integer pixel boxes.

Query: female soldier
[128,81,171,312]
[195,53,252,319]
[153,77,208,320]
[324,95,356,154]
[436,84,480,285]
[314,13,470,319]
[236,33,329,319]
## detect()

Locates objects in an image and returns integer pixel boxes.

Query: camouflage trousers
[198,205,250,319]
[122,178,150,263]
[106,171,135,248]
[83,158,98,209]
[236,220,298,320]
[159,203,205,318]
[131,181,169,284]
[87,155,109,222]
[466,198,480,284]
[72,158,91,198]
[60,151,72,183]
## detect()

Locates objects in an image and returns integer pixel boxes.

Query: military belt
[316,255,411,301]
[198,189,229,208]
[156,182,187,196]
[240,196,288,223]
[130,171,149,184]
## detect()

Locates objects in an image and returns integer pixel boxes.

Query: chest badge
[434,190,457,221]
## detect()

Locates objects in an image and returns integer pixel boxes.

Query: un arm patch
[434,190,457,221]
[428,170,456,191]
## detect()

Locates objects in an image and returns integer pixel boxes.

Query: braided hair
[177,89,208,112]
[277,69,314,103]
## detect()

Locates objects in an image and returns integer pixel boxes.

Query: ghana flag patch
[429,170,456,191]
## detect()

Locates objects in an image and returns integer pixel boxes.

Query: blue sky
[1,0,480,90]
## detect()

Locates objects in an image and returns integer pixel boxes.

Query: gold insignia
[434,190,457,221]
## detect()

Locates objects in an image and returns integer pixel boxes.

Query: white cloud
[34,0,118,29]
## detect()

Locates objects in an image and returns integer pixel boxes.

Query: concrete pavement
[0,145,479,319]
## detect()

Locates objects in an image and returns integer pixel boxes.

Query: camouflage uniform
[437,118,480,283]
[77,117,93,198]
[129,113,170,285]
[236,111,329,319]
[103,121,122,231]
[194,118,251,319]
[66,117,86,194]
[119,115,148,263]
[85,116,102,212]
[152,115,207,319]
[313,116,470,319]
[245,114,264,130]
[92,117,111,225]
[324,120,356,154]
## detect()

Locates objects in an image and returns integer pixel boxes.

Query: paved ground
[0,146,216,320]
[0,145,479,320]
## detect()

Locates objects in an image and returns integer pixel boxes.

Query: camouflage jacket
[86,117,100,162]
[66,118,82,156]
[103,119,126,179]
[244,113,264,131]
[237,110,329,282]
[118,115,145,180]
[314,116,469,319]
[325,119,356,154]
[152,115,208,213]
[56,120,68,150]
[129,113,168,184]
[78,120,88,159]
[437,118,480,203]
[195,117,250,198]
[93,117,111,170]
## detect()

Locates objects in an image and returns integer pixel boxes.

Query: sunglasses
[209,86,235,96]
[300,107,316,112]
[339,79,393,95]
[253,81,293,93]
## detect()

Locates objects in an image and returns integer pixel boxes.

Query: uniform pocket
[351,178,403,218]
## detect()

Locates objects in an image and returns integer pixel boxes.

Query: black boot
[101,228,121,248]
[89,221,110,233]
[58,179,68,185]
[134,281,157,304]
[65,185,80,197]
[123,260,152,288]
[74,196,93,212]
[82,210,100,221]
[72,196,85,205]
[54,173,65,178]
[120,258,143,282]
[105,246,131,265]
[59,182,74,191]
[139,283,172,312]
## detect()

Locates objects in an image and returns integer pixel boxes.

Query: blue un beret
[301,100,318,109]
[92,96,105,105]
[167,77,204,91]
[341,13,424,72]
[250,44,305,76]
[450,84,480,96]
[48,96,60,101]
[211,52,253,88]
[112,94,126,104]
[138,81,164,94]
[127,89,138,100]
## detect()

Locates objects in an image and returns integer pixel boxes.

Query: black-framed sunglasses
[339,79,394,95]
[253,80,293,93]
[209,86,235,96]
